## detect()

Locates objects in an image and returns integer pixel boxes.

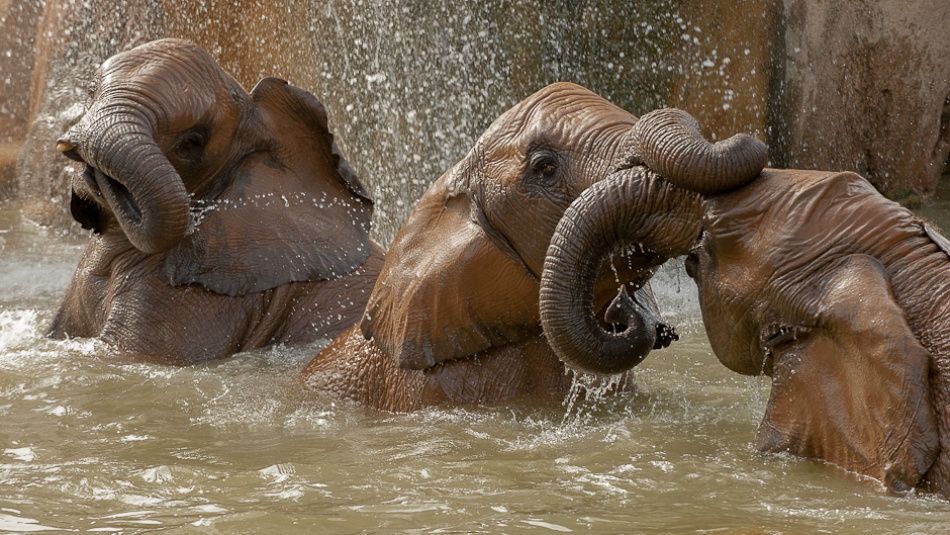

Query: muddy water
[2,203,950,534]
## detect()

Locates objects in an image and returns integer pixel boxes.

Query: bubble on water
[4,446,36,462]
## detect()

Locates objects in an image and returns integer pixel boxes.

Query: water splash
[9,0,783,240]
[560,370,633,428]
[0,309,38,353]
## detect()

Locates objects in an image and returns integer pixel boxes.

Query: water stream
[3,200,950,534]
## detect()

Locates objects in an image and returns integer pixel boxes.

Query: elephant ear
[923,222,950,260]
[360,174,540,370]
[755,254,939,493]
[160,77,374,296]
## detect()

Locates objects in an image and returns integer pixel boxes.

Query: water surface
[2,203,950,534]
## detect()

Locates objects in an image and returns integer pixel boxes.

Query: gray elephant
[48,38,383,363]
[539,107,950,498]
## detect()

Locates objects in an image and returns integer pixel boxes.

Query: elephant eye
[537,162,557,176]
[528,151,559,181]
[174,128,208,162]
[87,80,99,99]
[684,253,699,279]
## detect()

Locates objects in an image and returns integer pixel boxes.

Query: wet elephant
[539,107,950,498]
[48,39,383,363]
[301,83,677,412]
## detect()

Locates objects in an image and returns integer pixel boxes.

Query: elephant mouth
[81,165,143,225]
[763,325,807,351]
[602,284,679,349]
[611,243,665,286]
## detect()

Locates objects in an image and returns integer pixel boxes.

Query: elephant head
[539,107,949,494]
[57,38,373,295]
[538,107,768,374]
[360,83,671,371]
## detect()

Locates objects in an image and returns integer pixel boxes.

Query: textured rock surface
[2,0,947,235]
[777,0,950,200]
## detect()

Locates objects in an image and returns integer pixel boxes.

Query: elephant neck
[887,242,950,348]
[900,249,950,496]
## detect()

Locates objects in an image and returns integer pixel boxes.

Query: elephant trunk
[628,108,768,195]
[539,109,768,375]
[59,104,189,254]
[539,168,703,375]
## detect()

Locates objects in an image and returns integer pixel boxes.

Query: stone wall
[0,0,42,198]
[777,0,950,200]
[2,0,947,240]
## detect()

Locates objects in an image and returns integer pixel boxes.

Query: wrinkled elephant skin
[47,39,381,363]
[689,169,950,496]
[539,107,950,498]
[302,83,675,411]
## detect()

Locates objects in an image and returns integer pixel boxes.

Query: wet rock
[0,0,41,201]
[0,0,42,147]
[3,0,949,234]
[0,142,20,198]
[776,0,950,199]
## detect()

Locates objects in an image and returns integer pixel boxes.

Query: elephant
[301,82,678,412]
[538,106,950,498]
[47,38,384,364]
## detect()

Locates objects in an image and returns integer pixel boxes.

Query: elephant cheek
[362,191,541,370]
[692,251,768,376]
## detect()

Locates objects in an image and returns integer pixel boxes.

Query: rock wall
[2,0,947,239]
[777,0,950,200]
[0,0,42,198]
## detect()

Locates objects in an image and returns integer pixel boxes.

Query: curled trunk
[539,168,703,374]
[627,108,768,195]
[539,109,767,375]
[61,106,189,254]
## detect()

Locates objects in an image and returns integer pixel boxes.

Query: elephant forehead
[478,85,634,162]
[98,40,235,104]
[704,168,923,300]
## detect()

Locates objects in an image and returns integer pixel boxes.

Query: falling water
[5,0,781,240]
[560,372,632,427]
